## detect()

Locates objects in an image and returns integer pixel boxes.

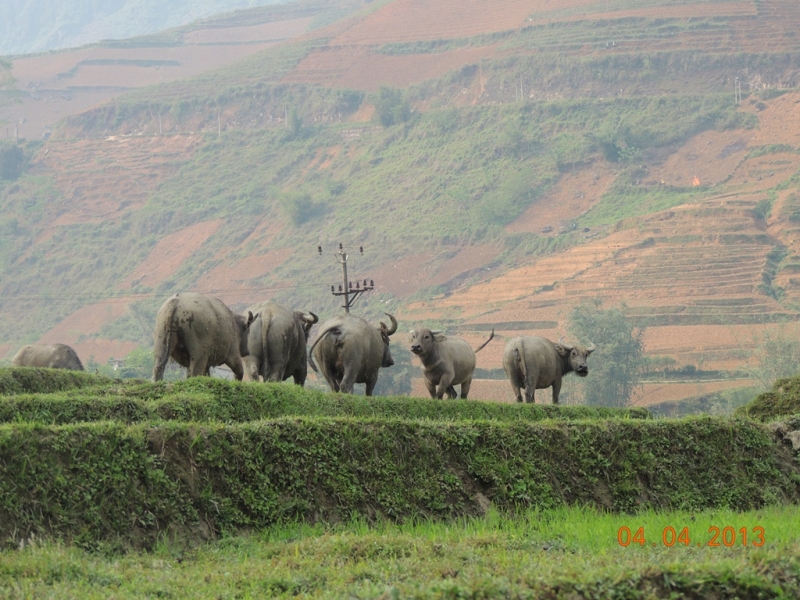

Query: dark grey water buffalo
[243,301,318,385]
[11,343,84,370]
[152,292,254,381]
[503,336,595,404]
[409,328,495,400]
[308,313,398,395]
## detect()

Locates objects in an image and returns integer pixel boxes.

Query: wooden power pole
[318,243,374,312]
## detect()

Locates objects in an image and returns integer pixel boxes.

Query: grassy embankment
[1,369,798,551]
[0,369,798,596]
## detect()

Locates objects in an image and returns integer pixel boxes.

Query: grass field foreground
[2,505,798,598]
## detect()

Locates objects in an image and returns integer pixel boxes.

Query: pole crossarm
[318,243,375,312]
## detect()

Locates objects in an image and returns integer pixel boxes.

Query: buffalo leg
[227,358,244,381]
[446,385,458,399]
[459,379,471,400]
[507,373,524,402]
[292,362,307,386]
[436,373,455,399]
[364,374,378,397]
[187,355,208,378]
[339,367,357,394]
[551,380,561,404]
[424,378,438,398]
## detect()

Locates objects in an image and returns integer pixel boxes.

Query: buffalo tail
[474,328,495,353]
[307,323,339,373]
[152,296,179,382]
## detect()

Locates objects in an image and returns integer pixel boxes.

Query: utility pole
[735,77,742,104]
[318,243,375,312]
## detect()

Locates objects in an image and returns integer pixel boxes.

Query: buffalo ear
[409,329,416,340]
[246,311,255,326]
[554,344,569,356]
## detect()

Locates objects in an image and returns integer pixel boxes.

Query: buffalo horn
[585,341,596,352]
[384,313,398,336]
[557,336,573,350]
[306,311,319,325]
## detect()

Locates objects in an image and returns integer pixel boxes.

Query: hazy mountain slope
[1,0,799,408]
[0,0,294,56]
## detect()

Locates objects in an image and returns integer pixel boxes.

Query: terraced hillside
[0,0,365,140]
[2,0,800,408]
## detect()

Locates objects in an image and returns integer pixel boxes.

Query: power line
[0,282,334,305]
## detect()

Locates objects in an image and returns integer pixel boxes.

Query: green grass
[2,505,799,598]
[736,374,800,421]
[0,370,650,424]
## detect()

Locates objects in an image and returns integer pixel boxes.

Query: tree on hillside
[567,301,645,407]
[746,326,800,391]
[372,87,411,127]
[0,141,24,180]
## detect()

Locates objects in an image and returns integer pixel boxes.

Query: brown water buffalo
[502,336,595,404]
[308,313,398,395]
[409,328,494,399]
[243,301,318,385]
[152,292,254,381]
[11,343,84,370]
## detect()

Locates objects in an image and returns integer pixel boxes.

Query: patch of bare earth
[506,163,617,235]
[193,248,295,306]
[330,0,536,46]
[376,245,503,298]
[633,379,757,407]
[122,220,224,289]
[191,217,292,306]
[286,45,496,91]
[29,135,202,230]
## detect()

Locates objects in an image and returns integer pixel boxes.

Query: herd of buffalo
[10,292,596,403]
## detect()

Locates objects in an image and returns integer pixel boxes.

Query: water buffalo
[409,328,494,399]
[152,292,254,381]
[503,336,595,404]
[11,343,84,370]
[243,301,318,385]
[308,313,398,395]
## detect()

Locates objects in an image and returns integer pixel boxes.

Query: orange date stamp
[617,526,765,547]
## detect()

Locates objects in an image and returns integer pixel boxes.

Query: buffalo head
[555,338,596,377]
[379,313,398,368]
[409,327,445,358]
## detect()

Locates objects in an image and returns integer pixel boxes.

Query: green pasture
[2,505,799,599]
